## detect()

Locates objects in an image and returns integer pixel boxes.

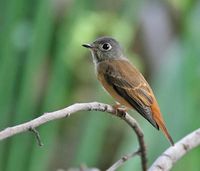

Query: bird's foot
[113,102,121,110]
[112,102,127,117]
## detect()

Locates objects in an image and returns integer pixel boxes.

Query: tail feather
[155,116,174,146]
[151,100,174,146]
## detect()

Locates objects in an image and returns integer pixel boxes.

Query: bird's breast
[97,71,133,109]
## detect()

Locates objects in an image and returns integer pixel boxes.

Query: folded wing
[100,59,159,129]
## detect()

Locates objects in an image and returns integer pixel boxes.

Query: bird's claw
[112,102,127,117]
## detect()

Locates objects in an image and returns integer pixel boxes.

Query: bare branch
[119,111,147,171]
[29,127,43,146]
[0,102,112,140]
[106,150,140,171]
[148,128,200,171]
[0,102,147,171]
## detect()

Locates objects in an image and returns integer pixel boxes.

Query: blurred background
[0,0,200,170]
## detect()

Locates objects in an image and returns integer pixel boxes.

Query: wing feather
[99,59,159,129]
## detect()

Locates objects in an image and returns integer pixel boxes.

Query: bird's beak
[82,43,93,49]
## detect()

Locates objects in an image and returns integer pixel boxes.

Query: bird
[82,36,174,146]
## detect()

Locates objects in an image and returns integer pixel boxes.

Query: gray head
[82,37,125,64]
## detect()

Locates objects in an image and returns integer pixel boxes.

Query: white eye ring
[101,43,112,51]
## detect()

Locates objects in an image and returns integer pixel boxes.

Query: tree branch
[106,150,141,171]
[148,128,200,171]
[0,102,147,171]
[115,109,147,171]
[29,127,43,146]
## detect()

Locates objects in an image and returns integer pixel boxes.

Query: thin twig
[0,102,146,171]
[29,127,43,146]
[124,114,147,171]
[106,150,141,171]
[115,110,147,171]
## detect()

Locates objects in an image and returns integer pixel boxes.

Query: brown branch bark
[148,128,200,171]
[0,102,147,171]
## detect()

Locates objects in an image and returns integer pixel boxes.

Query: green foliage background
[0,0,199,170]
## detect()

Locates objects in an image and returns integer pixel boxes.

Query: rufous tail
[154,116,174,146]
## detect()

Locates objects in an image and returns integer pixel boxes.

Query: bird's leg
[113,102,121,110]
[112,102,128,117]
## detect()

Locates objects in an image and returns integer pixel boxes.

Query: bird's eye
[101,43,112,51]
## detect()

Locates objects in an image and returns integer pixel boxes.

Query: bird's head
[82,36,125,64]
